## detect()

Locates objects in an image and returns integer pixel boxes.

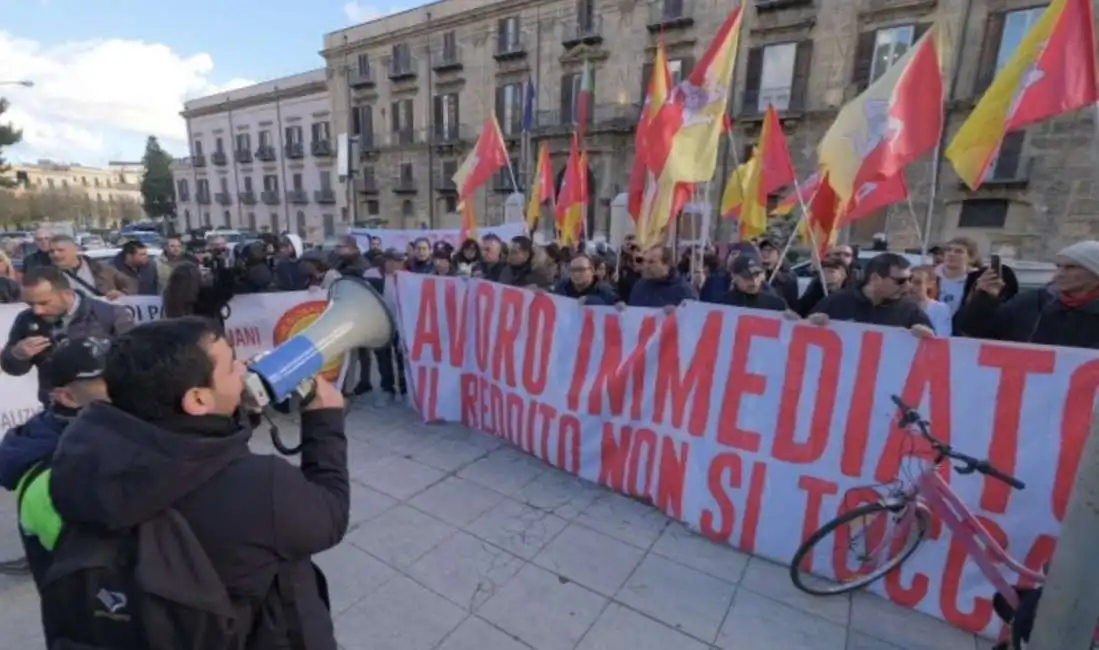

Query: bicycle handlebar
[889,395,1026,491]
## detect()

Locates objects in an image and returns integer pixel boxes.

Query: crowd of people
[0,222,1096,648]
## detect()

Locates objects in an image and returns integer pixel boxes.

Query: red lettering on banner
[443,278,469,366]
[875,337,953,484]
[598,423,689,520]
[522,292,555,396]
[491,287,524,388]
[940,514,1006,632]
[796,475,838,574]
[840,331,884,477]
[575,313,656,420]
[653,311,722,437]
[699,452,766,552]
[460,374,478,426]
[774,327,843,464]
[413,365,439,421]
[1055,359,1099,521]
[410,278,442,363]
[977,344,1056,514]
[473,282,498,374]
[566,310,596,410]
[716,315,781,453]
[227,326,261,348]
[1019,534,1056,588]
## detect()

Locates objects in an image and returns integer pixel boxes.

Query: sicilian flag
[799,172,840,258]
[817,25,943,213]
[555,135,586,246]
[718,105,795,239]
[525,141,553,231]
[453,115,509,200]
[627,38,674,222]
[771,172,821,217]
[946,0,1098,189]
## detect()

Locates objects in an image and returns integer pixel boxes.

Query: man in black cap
[721,256,789,312]
[757,238,799,306]
[0,336,110,579]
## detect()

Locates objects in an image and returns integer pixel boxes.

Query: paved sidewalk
[0,400,995,650]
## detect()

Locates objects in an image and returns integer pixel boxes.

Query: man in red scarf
[955,240,1099,349]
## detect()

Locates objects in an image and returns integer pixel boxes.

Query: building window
[319,170,332,191]
[204,211,211,227]
[434,93,459,138]
[497,16,522,53]
[366,200,380,216]
[401,199,415,219]
[957,199,1008,229]
[223,210,231,226]
[391,42,412,73]
[243,176,254,192]
[80,176,87,186]
[356,53,370,76]
[399,162,414,183]
[215,137,225,154]
[236,133,251,153]
[756,43,797,112]
[296,210,306,235]
[352,105,372,136]
[442,31,457,61]
[219,177,229,193]
[269,213,279,233]
[47,178,54,188]
[94,178,100,187]
[258,130,272,148]
[444,195,458,213]
[323,214,336,238]
[184,209,192,229]
[247,212,256,230]
[61,180,68,188]
[559,71,596,126]
[497,82,523,134]
[284,125,303,145]
[193,140,204,155]
[311,121,330,142]
[263,174,279,192]
[996,9,1044,70]
[390,99,413,133]
[869,25,915,84]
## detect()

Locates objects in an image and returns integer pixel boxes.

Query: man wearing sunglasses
[0,336,109,581]
[807,252,934,336]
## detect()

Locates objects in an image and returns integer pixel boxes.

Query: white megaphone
[243,276,395,412]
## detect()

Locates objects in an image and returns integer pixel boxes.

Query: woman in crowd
[910,265,953,336]
[432,251,454,276]
[0,250,19,303]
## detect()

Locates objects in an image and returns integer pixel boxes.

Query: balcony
[256,145,277,162]
[314,189,337,204]
[388,129,420,147]
[356,175,379,194]
[214,192,232,206]
[285,190,308,205]
[492,171,518,193]
[435,171,458,193]
[196,192,211,205]
[431,124,471,146]
[311,139,333,157]
[432,45,463,72]
[193,154,207,168]
[240,190,257,205]
[357,131,379,157]
[754,0,813,10]
[647,0,695,31]
[260,190,280,205]
[739,88,804,118]
[235,149,253,164]
[563,16,603,48]
[285,142,305,159]
[393,173,418,194]
[211,151,228,166]
[349,66,376,88]
[494,34,527,61]
[388,55,418,81]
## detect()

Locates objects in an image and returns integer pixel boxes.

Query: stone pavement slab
[0,400,988,650]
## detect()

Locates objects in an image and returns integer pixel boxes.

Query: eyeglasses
[889,275,912,285]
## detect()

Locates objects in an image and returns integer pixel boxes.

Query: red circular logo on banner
[272,301,343,382]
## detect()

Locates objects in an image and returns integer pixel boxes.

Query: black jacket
[0,276,19,303]
[721,288,787,312]
[49,403,349,650]
[627,272,698,308]
[499,260,555,289]
[796,266,861,317]
[767,267,800,307]
[553,278,619,305]
[22,249,51,274]
[954,287,1099,349]
[0,297,134,405]
[810,287,932,329]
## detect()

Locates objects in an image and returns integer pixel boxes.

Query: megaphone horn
[244,276,395,413]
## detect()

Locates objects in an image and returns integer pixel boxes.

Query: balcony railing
[311,139,333,157]
[494,33,527,59]
[357,131,378,153]
[432,44,463,71]
[647,0,694,30]
[285,142,305,159]
[211,151,228,166]
[388,55,418,80]
[260,190,280,205]
[431,124,471,145]
[240,190,257,205]
[256,145,277,162]
[235,149,253,164]
[214,192,232,206]
[563,15,603,47]
[193,154,207,168]
[356,176,379,194]
[285,190,308,205]
[349,66,376,88]
[195,191,211,205]
[754,0,813,10]
[739,87,802,117]
[388,129,420,147]
[314,189,337,204]
[393,174,418,193]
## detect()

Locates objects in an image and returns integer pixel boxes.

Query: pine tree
[140,135,176,219]
[0,98,24,188]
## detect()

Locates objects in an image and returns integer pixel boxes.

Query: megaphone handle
[294,377,319,407]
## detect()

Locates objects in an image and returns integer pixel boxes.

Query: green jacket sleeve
[18,468,63,551]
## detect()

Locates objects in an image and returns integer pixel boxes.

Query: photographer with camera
[0,267,133,406]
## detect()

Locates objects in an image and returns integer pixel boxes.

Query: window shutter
[742,47,765,115]
[453,94,460,132]
[974,12,1006,96]
[680,57,696,79]
[994,131,1026,179]
[390,102,399,132]
[351,106,361,135]
[640,62,654,103]
[561,74,575,124]
[587,68,596,124]
[433,95,443,137]
[363,105,373,135]
[790,40,814,112]
[497,19,507,51]
[851,31,878,93]
[403,99,414,130]
[496,86,506,123]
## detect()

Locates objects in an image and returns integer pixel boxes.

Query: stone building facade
[322,0,1099,258]
[8,160,145,227]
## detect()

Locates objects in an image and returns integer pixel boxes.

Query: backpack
[40,508,241,650]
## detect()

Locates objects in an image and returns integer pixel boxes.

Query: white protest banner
[350,223,526,252]
[393,272,1099,636]
[0,290,349,424]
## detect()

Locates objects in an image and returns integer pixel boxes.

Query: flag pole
[789,176,830,296]
[767,177,820,285]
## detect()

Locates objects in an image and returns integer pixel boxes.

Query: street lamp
[0,80,33,87]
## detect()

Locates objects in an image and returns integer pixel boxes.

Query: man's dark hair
[431,249,451,262]
[510,236,533,254]
[22,265,71,290]
[104,317,223,421]
[121,240,147,256]
[863,252,911,279]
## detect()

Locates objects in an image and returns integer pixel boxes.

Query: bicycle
[787,395,1096,650]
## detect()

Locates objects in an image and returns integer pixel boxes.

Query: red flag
[844,173,909,224]
[453,116,509,200]
[627,40,674,221]
[806,173,840,259]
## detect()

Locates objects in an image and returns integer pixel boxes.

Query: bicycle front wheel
[789,500,929,596]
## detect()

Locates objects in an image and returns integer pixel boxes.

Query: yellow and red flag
[818,25,943,211]
[525,141,553,232]
[718,105,796,239]
[453,115,509,200]
[771,171,821,217]
[946,0,1098,189]
[644,6,744,184]
[555,135,587,246]
[844,172,909,224]
[800,172,841,259]
[458,199,477,242]
[627,39,674,221]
